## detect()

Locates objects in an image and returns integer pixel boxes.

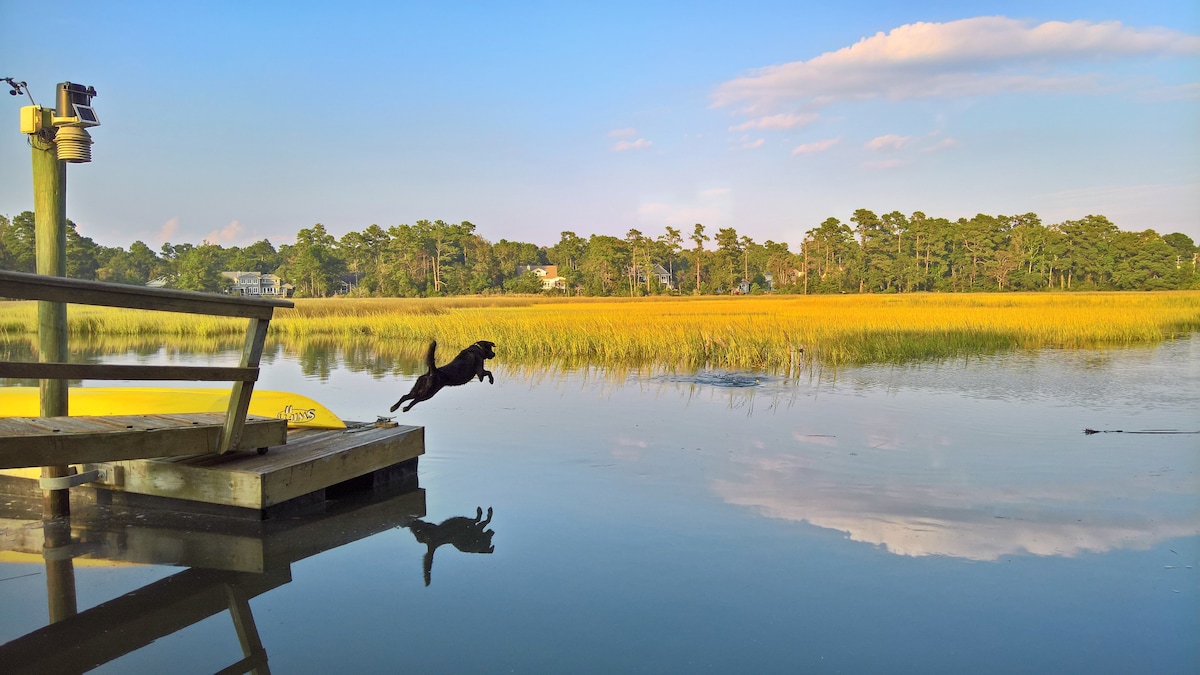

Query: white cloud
[865,134,914,151]
[791,137,841,154]
[155,217,179,244]
[712,16,1200,112]
[734,136,765,150]
[613,138,653,152]
[921,137,960,153]
[609,127,638,138]
[728,112,819,131]
[637,188,733,228]
[205,220,245,245]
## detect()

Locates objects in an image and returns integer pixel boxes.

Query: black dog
[389,340,496,412]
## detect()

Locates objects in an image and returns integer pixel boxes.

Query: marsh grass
[2,293,1198,372]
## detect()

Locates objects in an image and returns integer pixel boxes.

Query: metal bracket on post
[38,464,121,490]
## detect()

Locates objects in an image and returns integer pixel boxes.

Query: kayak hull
[0,387,346,429]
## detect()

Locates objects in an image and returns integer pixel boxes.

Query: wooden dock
[0,270,425,519]
[0,422,424,518]
[0,413,288,470]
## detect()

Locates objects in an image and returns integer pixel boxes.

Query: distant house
[633,263,673,289]
[221,271,294,297]
[517,264,566,290]
[336,273,358,295]
[145,276,170,289]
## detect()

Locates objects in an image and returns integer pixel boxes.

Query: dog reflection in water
[390,340,496,413]
[404,507,495,586]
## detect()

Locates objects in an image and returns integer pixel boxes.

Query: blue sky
[2,1,1197,250]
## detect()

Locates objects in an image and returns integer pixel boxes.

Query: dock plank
[0,414,287,469]
[96,424,424,511]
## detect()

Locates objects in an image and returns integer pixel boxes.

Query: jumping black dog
[389,340,496,412]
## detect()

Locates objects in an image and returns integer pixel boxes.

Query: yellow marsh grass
[2,293,1198,371]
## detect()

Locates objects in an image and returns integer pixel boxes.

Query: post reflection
[0,482,430,674]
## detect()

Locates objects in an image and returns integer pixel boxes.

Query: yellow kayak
[0,387,346,429]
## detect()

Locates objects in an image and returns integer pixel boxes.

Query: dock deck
[0,422,424,517]
[0,413,288,470]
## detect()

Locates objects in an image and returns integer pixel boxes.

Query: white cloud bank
[713,16,1200,112]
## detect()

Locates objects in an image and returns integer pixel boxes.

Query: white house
[221,271,294,297]
[517,264,566,290]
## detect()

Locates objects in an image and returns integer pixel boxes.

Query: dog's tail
[424,340,437,372]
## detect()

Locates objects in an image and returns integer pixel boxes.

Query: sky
[1,1,1197,250]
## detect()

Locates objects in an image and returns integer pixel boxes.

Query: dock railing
[0,269,295,455]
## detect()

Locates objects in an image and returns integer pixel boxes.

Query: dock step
[93,423,424,513]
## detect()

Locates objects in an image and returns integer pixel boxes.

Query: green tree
[173,242,229,292]
[657,226,682,291]
[1057,215,1119,289]
[1162,232,1198,288]
[580,234,629,296]
[804,217,856,293]
[625,228,650,295]
[492,239,543,283]
[226,239,280,275]
[503,270,544,294]
[0,211,37,273]
[689,224,709,294]
[851,209,895,292]
[760,240,795,292]
[66,220,101,279]
[713,227,741,292]
[279,224,343,297]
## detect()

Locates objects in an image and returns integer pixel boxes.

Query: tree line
[1,209,1196,296]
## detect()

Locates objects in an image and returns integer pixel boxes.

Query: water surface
[2,339,1198,673]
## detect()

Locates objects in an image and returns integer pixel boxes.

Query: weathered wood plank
[220,317,269,454]
[260,425,423,507]
[0,361,259,382]
[97,424,424,510]
[0,414,286,469]
[0,269,293,318]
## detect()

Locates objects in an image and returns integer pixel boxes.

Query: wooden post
[219,318,269,454]
[32,132,71,517]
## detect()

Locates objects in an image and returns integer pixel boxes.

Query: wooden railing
[0,269,294,454]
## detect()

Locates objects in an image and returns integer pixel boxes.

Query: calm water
[2,339,1198,673]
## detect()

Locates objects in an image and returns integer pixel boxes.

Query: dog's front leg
[389,394,412,413]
